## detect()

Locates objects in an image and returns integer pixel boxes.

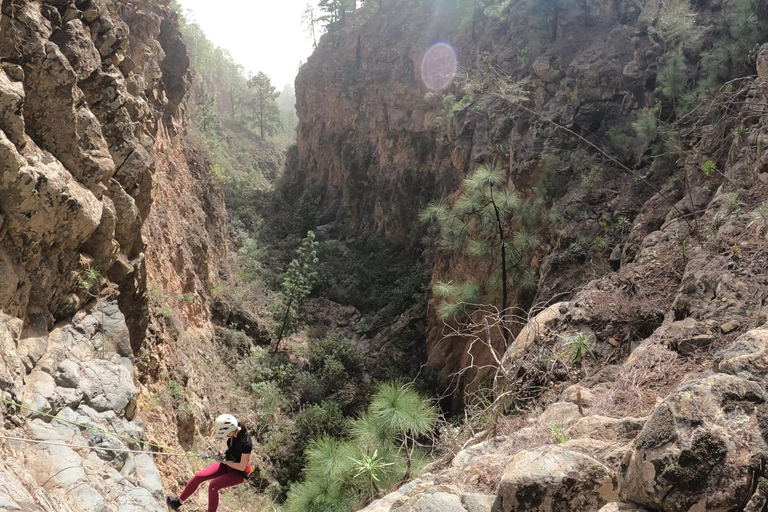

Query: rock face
[0,303,164,511]
[0,0,188,346]
[619,373,768,511]
[0,0,215,510]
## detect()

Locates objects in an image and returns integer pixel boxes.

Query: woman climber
[166,414,253,512]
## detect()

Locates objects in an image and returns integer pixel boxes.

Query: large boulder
[598,504,650,512]
[391,490,496,512]
[497,444,618,512]
[619,373,768,511]
[714,328,768,378]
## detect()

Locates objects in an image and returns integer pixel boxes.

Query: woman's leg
[179,463,228,501]
[207,469,244,512]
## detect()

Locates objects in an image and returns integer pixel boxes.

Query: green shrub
[309,335,365,393]
[656,50,687,102]
[295,401,348,447]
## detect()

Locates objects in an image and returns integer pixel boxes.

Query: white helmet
[213,414,238,439]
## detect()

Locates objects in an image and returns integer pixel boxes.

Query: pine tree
[302,3,320,49]
[246,71,282,139]
[284,382,436,512]
[318,0,356,35]
[273,231,319,352]
[368,383,436,482]
[420,163,539,325]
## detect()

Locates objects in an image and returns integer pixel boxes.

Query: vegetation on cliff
[168,0,768,509]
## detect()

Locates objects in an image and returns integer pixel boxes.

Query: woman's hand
[221,452,249,472]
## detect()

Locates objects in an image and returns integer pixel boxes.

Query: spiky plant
[304,437,355,482]
[285,381,439,510]
[562,332,597,364]
[349,449,394,501]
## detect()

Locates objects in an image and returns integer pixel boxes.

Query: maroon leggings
[179,462,244,512]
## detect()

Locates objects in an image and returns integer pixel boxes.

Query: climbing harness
[0,397,214,461]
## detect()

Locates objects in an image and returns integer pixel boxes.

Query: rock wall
[353,55,768,512]
[290,1,768,509]
[289,0,665,378]
[0,0,228,509]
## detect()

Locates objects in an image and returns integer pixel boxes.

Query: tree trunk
[259,93,265,139]
[489,187,509,342]
[273,295,294,353]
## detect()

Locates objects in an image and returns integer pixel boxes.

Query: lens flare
[420,43,457,92]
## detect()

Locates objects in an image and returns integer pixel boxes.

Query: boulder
[715,328,768,378]
[539,401,584,429]
[391,491,478,512]
[598,504,650,512]
[497,445,618,512]
[78,358,136,414]
[619,373,768,511]
[133,453,164,500]
[567,416,646,442]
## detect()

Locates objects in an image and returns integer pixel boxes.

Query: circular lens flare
[420,43,457,92]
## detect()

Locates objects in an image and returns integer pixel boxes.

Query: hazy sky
[176,0,316,89]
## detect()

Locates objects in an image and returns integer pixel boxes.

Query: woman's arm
[222,452,249,472]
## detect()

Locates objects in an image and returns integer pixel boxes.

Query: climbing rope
[0,434,213,457]
[0,397,211,460]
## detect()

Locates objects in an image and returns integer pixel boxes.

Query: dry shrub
[588,290,667,349]
[592,342,680,417]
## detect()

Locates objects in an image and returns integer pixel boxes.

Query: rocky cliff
[290,0,768,510]
[352,63,768,512]
[0,1,228,510]
[289,0,768,380]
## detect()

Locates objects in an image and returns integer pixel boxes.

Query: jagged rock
[50,19,102,80]
[721,319,741,334]
[598,503,650,512]
[78,358,136,415]
[715,328,768,378]
[567,416,646,442]
[672,254,759,325]
[497,445,618,512]
[619,373,768,511]
[23,41,115,192]
[675,334,713,355]
[391,490,495,512]
[0,68,26,147]
[0,315,24,391]
[17,315,49,373]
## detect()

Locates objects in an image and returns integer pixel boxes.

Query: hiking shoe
[166,496,182,510]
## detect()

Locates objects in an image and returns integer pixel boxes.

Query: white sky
[176,0,316,90]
